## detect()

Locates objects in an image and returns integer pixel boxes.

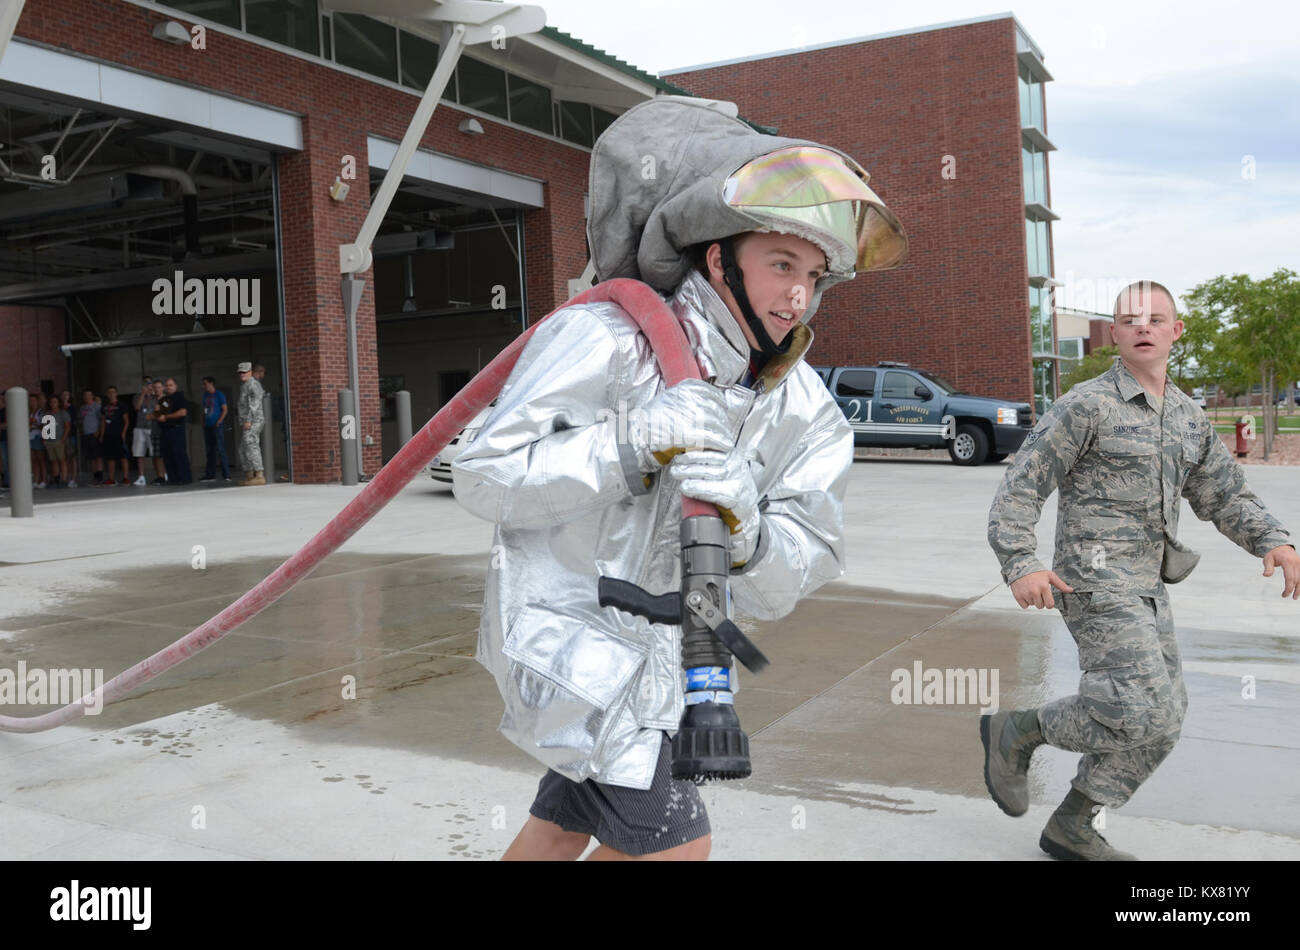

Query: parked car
[1191,387,1208,409]
[428,401,497,484]
[812,362,1035,466]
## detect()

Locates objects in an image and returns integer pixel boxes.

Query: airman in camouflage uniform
[982,281,1298,860]
[236,362,266,486]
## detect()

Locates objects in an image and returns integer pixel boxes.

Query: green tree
[1061,345,1118,394]
[1169,304,1218,390]
[1184,269,1300,459]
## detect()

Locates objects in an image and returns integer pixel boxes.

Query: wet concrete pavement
[1,458,1297,859]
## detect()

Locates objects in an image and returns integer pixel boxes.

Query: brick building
[1,4,1061,485]
[1,0,677,481]
[664,13,1062,412]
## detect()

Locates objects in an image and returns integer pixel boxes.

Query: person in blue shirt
[200,376,231,482]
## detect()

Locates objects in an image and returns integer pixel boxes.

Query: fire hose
[0,280,767,780]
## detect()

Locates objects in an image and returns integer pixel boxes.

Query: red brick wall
[668,18,1036,405]
[0,306,67,397]
[16,0,592,480]
[1089,318,1111,354]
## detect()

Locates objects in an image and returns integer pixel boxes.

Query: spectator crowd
[1,363,270,494]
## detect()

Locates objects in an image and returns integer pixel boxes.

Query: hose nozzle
[672,515,767,782]
[598,514,769,783]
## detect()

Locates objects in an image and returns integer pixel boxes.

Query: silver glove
[626,378,745,472]
[669,448,761,568]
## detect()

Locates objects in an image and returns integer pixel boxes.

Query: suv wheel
[948,424,989,466]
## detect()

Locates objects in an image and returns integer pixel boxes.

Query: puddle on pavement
[4,554,1295,834]
[0,558,976,764]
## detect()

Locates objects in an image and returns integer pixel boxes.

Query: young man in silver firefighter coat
[452,97,907,860]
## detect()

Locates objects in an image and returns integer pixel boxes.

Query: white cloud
[1052,154,1300,307]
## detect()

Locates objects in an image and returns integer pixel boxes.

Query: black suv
[812,362,1035,465]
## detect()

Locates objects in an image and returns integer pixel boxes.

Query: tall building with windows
[665,13,1062,413]
[1018,29,1061,412]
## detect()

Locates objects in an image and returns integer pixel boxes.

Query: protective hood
[587,96,908,322]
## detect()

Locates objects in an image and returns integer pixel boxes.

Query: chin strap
[719,236,793,366]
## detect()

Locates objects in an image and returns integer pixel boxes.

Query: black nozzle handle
[710,619,769,674]
[598,576,682,625]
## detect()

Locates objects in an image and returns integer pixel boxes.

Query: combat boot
[980,708,1043,817]
[245,471,266,486]
[1039,788,1138,861]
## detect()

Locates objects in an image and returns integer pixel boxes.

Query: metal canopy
[330,0,546,481]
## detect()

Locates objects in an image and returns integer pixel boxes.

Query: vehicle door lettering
[844,398,874,424]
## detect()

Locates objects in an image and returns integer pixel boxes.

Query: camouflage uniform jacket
[238,378,265,428]
[989,358,1291,594]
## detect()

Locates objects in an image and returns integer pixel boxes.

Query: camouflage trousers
[238,422,263,473]
[1039,588,1189,807]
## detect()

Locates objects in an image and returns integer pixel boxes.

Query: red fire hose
[0,279,713,734]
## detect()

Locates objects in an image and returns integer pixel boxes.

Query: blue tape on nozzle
[684,690,735,706]
[686,666,732,691]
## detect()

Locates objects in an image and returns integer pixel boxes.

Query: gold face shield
[722,146,908,274]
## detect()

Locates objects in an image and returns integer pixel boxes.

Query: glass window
[558,101,594,147]
[508,74,552,134]
[320,13,331,58]
[836,370,875,397]
[457,56,508,118]
[1023,145,1047,205]
[399,30,440,92]
[1019,63,1044,131]
[593,107,618,139]
[1029,285,1053,355]
[1029,285,1043,352]
[882,371,918,400]
[1033,358,1057,415]
[166,0,241,29]
[1026,219,1050,276]
[245,0,319,55]
[1019,63,1032,127]
[334,12,397,82]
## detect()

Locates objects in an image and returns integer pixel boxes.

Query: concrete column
[338,389,358,487]
[6,387,32,517]
[395,390,412,448]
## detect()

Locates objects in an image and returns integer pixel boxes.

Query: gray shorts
[528,733,711,856]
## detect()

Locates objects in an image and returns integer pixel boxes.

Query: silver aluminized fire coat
[452,271,853,789]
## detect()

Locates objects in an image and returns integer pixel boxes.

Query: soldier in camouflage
[236,362,266,486]
[983,280,1299,860]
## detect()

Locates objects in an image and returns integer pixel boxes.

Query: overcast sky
[537,0,1300,313]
